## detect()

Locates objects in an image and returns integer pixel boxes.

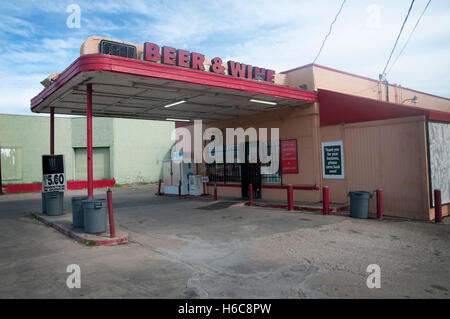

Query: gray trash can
[82,199,107,234]
[45,191,64,216]
[348,191,373,219]
[71,196,88,228]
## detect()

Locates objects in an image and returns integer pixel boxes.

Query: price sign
[42,155,66,192]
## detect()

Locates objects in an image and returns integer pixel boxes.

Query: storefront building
[30,36,449,220]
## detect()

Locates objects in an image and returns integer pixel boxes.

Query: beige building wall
[282,64,450,113]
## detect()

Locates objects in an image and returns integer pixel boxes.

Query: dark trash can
[45,191,64,216]
[71,196,88,228]
[82,199,107,234]
[348,191,373,219]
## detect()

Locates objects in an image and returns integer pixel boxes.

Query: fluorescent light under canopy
[249,99,277,106]
[164,100,187,108]
[166,118,190,122]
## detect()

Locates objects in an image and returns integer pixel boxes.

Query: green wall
[112,118,174,184]
[0,114,174,185]
[0,114,73,184]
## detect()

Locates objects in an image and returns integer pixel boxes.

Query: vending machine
[162,159,196,195]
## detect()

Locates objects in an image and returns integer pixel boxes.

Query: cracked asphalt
[0,184,449,298]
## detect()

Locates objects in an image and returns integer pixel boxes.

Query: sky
[0,0,449,115]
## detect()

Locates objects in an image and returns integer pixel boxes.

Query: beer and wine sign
[142,42,276,83]
[321,141,345,179]
[42,155,66,192]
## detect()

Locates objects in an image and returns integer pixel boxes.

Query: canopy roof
[318,89,450,125]
[31,55,317,122]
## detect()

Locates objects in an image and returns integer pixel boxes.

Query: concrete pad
[0,184,449,298]
[31,213,128,246]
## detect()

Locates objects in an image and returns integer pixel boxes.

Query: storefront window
[207,145,241,183]
[261,140,281,184]
[206,142,280,184]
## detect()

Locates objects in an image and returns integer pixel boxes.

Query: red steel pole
[106,189,116,238]
[287,184,294,211]
[376,188,383,220]
[434,189,442,223]
[249,184,253,206]
[214,183,218,201]
[323,186,329,215]
[178,180,181,197]
[86,83,94,199]
[50,107,55,155]
[158,179,162,195]
[0,145,2,195]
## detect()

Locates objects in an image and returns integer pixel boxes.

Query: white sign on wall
[322,141,345,179]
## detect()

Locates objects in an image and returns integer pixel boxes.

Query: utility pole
[379,73,389,102]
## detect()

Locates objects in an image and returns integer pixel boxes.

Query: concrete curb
[155,193,214,201]
[31,213,128,246]
[245,202,349,213]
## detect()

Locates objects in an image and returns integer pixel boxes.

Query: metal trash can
[45,191,64,216]
[71,196,88,228]
[348,191,373,219]
[82,199,107,234]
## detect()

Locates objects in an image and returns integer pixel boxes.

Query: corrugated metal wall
[321,116,430,219]
[343,116,429,219]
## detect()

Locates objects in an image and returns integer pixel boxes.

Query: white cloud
[0,73,44,114]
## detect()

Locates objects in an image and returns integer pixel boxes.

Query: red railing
[207,182,326,213]
[206,183,319,191]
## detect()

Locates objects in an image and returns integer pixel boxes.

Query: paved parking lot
[0,184,449,298]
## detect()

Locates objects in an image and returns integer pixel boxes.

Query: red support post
[214,183,218,201]
[323,186,329,215]
[50,107,55,155]
[287,184,294,211]
[376,188,383,220]
[0,145,2,195]
[249,184,253,206]
[178,180,181,197]
[158,179,162,195]
[434,189,442,223]
[107,188,116,238]
[86,83,94,199]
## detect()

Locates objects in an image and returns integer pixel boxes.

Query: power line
[386,0,432,75]
[312,0,346,64]
[380,0,416,77]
